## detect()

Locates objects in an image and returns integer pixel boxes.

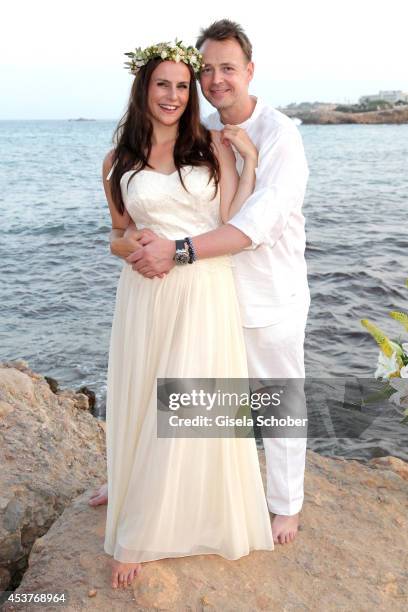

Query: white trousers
[243,294,310,516]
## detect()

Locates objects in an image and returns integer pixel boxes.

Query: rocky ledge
[284,107,408,124]
[1,363,407,610]
[0,361,106,594]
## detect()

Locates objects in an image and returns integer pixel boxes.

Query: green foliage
[335,100,393,113]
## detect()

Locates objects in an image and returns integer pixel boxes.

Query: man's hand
[127,235,176,278]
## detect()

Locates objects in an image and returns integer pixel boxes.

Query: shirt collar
[219,96,264,128]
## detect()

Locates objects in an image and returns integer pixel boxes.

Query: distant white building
[359,90,408,104]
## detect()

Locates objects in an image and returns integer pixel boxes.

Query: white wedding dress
[104,165,274,562]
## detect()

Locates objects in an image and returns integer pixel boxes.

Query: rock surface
[1,362,407,610]
[0,362,106,592]
[284,107,408,124]
[4,451,408,610]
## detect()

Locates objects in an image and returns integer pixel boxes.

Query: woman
[102,40,273,589]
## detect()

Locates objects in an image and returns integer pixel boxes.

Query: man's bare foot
[272,513,299,544]
[88,483,108,507]
[111,560,142,588]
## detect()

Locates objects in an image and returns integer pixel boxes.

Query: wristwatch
[174,239,189,265]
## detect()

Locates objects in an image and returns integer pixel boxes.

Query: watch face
[175,250,189,264]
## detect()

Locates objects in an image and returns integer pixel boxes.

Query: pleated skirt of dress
[104,257,274,562]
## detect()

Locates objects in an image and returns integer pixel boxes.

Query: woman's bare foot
[88,483,108,507]
[111,560,142,588]
[272,513,299,544]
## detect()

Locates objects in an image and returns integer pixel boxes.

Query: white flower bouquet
[361,279,408,425]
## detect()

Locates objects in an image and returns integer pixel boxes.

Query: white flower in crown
[124,39,202,75]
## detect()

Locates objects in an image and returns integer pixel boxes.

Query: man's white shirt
[204,97,310,328]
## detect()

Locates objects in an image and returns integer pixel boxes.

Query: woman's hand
[110,226,157,260]
[221,125,258,165]
[110,234,141,259]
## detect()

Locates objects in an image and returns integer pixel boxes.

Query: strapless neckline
[121,167,184,180]
[119,162,220,241]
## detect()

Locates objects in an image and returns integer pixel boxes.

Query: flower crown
[124,39,203,76]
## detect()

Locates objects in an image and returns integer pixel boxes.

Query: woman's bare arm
[102,152,141,259]
[211,128,258,223]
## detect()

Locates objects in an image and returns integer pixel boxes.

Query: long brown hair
[109,58,220,215]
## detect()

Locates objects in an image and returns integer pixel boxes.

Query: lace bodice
[120,165,221,238]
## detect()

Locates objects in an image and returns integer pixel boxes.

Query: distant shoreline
[282,107,408,125]
[2,109,408,124]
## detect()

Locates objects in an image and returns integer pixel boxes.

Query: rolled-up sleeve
[228,126,309,248]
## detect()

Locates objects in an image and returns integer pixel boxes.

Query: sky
[1,0,408,119]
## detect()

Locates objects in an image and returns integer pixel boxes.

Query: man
[90,20,310,546]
